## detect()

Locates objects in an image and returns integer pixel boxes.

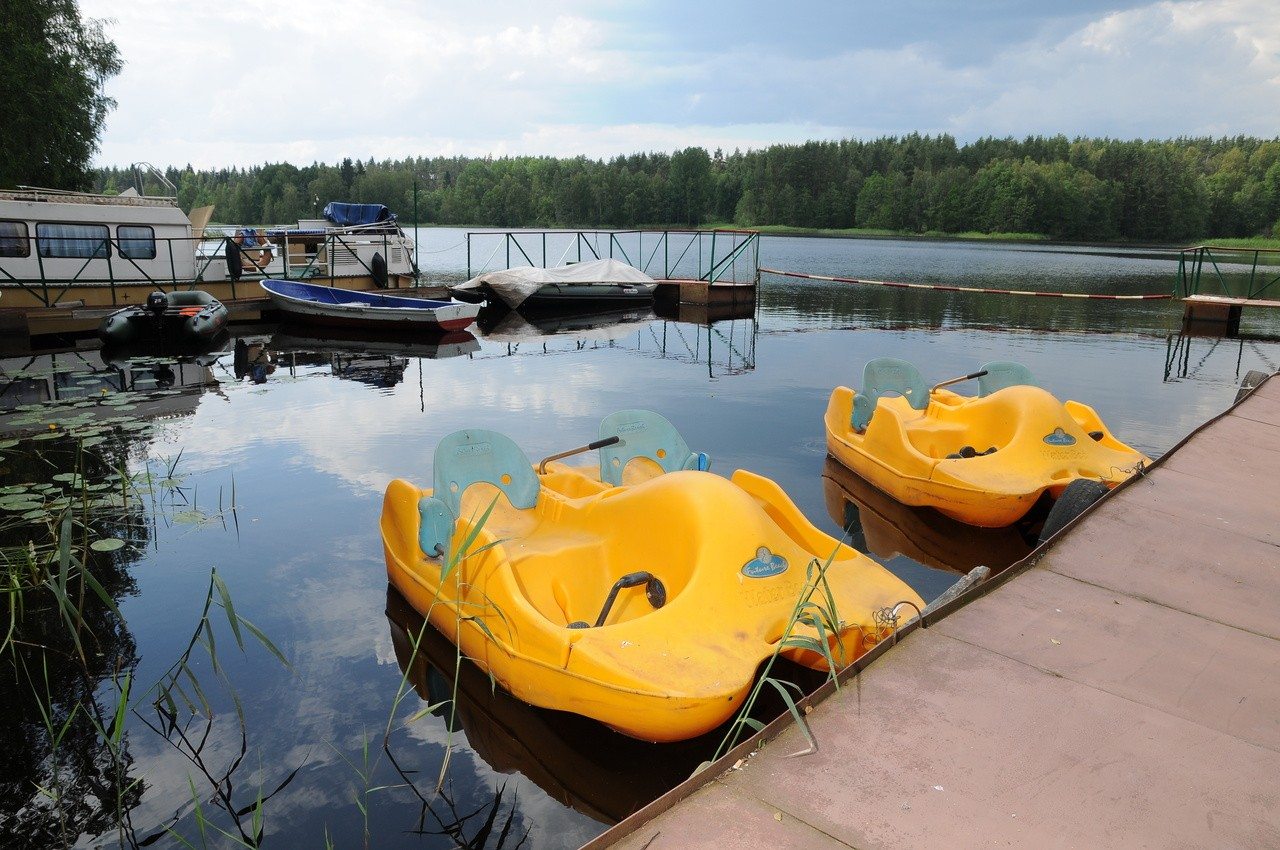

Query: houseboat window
[118,225,157,259]
[36,223,111,259]
[0,221,29,257]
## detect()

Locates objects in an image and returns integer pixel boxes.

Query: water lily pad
[0,485,30,496]
[89,538,125,552]
[32,432,62,441]
[172,510,207,525]
[52,473,84,486]
[1,500,43,511]
[21,509,51,521]
[80,436,107,448]
[0,439,18,450]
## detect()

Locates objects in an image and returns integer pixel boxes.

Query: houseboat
[0,187,419,335]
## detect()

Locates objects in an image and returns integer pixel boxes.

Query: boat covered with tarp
[450,258,657,311]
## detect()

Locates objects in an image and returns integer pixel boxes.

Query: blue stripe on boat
[261,279,453,309]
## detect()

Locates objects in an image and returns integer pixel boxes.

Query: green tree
[0,0,122,189]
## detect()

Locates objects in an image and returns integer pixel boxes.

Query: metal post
[466,233,472,278]
[104,237,116,306]
[413,179,420,275]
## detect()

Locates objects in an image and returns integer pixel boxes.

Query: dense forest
[93,135,1280,243]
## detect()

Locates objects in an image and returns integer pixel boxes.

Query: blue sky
[82,0,1280,168]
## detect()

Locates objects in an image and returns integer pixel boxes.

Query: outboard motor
[146,291,168,316]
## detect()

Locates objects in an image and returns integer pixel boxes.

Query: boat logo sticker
[741,546,788,578]
[455,442,492,456]
[1042,428,1077,446]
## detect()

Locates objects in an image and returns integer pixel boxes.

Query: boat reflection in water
[384,585,712,826]
[822,457,1035,577]
[269,324,480,361]
[234,325,481,389]
[0,341,221,427]
[475,305,655,344]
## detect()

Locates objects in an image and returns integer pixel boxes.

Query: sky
[79,0,1280,169]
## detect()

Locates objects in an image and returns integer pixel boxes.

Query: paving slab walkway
[600,376,1280,849]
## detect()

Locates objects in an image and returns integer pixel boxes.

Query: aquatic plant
[0,421,286,848]
[708,544,851,765]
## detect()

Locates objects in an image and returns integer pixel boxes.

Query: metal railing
[464,229,761,284]
[1176,245,1280,301]
[0,229,411,306]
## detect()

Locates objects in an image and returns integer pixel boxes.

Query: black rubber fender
[1236,370,1271,404]
[1038,478,1109,544]
[225,239,242,282]
[371,251,388,288]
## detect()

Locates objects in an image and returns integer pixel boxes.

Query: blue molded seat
[978,361,1037,396]
[852,358,929,431]
[598,409,709,487]
[419,429,540,557]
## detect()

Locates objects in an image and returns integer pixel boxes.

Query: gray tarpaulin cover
[454,258,656,308]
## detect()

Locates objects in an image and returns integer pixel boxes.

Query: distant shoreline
[405,222,1280,252]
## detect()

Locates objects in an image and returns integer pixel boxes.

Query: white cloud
[79,0,1280,169]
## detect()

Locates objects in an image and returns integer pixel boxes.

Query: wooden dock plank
[1183,294,1280,309]
[601,374,1280,850]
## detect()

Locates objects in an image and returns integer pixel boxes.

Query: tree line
[92,135,1280,243]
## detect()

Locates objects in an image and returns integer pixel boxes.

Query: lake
[2,230,1277,848]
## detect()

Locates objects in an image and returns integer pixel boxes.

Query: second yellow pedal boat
[381,410,922,742]
[825,358,1150,528]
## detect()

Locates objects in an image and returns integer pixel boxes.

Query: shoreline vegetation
[411,222,1280,252]
[94,134,1280,247]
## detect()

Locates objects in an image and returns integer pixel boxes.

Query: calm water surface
[2,231,1278,847]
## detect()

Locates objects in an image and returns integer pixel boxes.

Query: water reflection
[822,457,1034,576]
[476,306,653,340]
[1164,328,1280,383]
[385,586,712,826]
[270,326,481,363]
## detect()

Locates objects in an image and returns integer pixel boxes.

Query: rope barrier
[759,267,1174,301]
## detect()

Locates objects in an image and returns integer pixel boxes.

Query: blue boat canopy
[322,202,395,227]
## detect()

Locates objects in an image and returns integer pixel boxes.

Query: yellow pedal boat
[825,359,1150,528]
[381,410,923,742]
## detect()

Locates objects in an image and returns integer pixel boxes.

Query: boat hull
[381,464,922,742]
[824,384,1150,527]
[261,279,479,331]
[99,291,228,343]
[451,282,656,312]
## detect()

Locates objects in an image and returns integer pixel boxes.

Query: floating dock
[1178,246,1280,334]
[593,373,1280,849]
